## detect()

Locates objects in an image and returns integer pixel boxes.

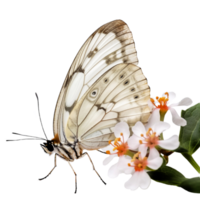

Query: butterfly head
[40,133,61,155]
[40,140,54,155]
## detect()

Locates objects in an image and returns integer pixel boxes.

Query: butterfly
[8,20,151,193]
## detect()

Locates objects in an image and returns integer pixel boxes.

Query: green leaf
[177,103,200,155]
[179,177,200,193]
[148,166,186,185]
[175,146,188,153]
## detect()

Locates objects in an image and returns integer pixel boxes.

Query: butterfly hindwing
[65,63,151,150]
[53,20,139,144]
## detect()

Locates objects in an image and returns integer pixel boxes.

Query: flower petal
[118,156,134,174]
[140,171,151,189]
[124,171,140,190]
[158,135,180,150]
[168,102,179,108]
[169,107,187,126]
[147,148,163,170]
[176,96,194,107]
[148,99,154,110]
[148,147,160,160]
[153,122,170,136]
[145,109,160,130]
[103,155,117,165]
[139,144,148,158]
[108,162,121,178]
[131,121,146,137]
[128,134,140,150]
[105,156,134,179]
[114,122,130,142]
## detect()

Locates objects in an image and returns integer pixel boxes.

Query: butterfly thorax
[41,133,83,162]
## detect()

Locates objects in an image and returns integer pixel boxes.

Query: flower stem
[182,153,200,173]
[160,133,164,140]
[160,111,168,140]
[125,150,136,158]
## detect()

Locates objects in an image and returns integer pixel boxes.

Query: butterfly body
[9,20,151,193]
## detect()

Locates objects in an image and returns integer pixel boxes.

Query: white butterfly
[9,20,151,193]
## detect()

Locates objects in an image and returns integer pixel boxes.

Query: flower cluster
[102,92,192,191]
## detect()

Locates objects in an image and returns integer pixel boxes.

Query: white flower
[102,122,134,178]
[149,92,192,126]
[128,109,180,156]
[124,148,163,190]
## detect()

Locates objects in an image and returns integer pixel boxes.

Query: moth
[8,20,151,193]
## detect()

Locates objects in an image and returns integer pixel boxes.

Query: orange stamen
[135,159,147,171]
[150,92,169,112]
[129,153,148,171]
[139,128,159,148]
[106,150,110,154]
[107,132,129,157]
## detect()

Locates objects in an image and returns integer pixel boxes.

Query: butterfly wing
[53,20,138,143]
[65,63,151,149]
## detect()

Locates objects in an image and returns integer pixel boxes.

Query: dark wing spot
[131,88,135,92]
[96,104,106,111]
[134,95,139,99]
[105,52,117,64]
[87,48,98,58]
[106,58,111,64]
[124,80,129,85]
[88,51,94,58]
[123,58,128,62]
[93,48,98,53]
[90,89,98,98]
[104,78,108,83]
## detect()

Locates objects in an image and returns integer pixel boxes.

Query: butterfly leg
[36,154,59,182]
[80,151,108,187]
[66,161,79,194]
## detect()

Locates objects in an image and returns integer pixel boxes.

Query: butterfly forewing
[53,20,148,146]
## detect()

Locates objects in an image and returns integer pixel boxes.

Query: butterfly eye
[47,143,54,152]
